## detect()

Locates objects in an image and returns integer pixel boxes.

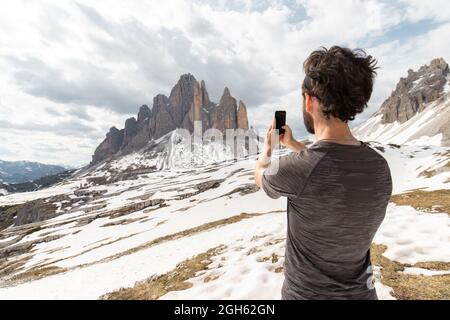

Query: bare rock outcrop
[137,105,151,123]
[122,117,139,147]
[377,58,449,124]
[237,100,249,130]
[91,127,124,165]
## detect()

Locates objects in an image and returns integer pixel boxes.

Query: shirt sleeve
[261,149,323,199]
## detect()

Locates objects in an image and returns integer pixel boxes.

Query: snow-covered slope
[0,140,449,300]
[354,58,450,147]
[353,93,450,146]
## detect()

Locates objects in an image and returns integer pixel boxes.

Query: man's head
[301,46,378,134]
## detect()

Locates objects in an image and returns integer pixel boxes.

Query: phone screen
[275,111,286,135]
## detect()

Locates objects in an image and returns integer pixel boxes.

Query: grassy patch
[390,189,450,216]
[258,253,280,264]
[101,217,146,227]
[413,262,450,270]
[156,219,168,227]
[0,256,32,286]
[371,244,450,300]
[273,266,283,274]
[10,266,67,284]
[419,160,450,178]
[101,246,226,300]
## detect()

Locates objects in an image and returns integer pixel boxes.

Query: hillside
[0,139,449,299]
[353,58,450,146]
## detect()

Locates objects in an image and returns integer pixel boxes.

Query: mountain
[0,160,67,184]
[353,58,450,146]
[0,169,76,196]
[91,74,250,166]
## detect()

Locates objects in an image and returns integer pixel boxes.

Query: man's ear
[305,93,313,113]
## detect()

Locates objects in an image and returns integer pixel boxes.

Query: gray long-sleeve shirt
[262,140,392,300]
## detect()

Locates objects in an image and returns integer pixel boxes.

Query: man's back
[262,140,393,300]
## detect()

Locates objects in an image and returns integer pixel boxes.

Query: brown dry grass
[10,266,67,284]
[418,155,450,178]
[390,189,450,216]
[371,244,450,300]
[101,246,226,300]
[413,261,450,270]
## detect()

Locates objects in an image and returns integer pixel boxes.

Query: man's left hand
[263,119,278,156]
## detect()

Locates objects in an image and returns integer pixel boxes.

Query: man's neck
[314,120,359,144]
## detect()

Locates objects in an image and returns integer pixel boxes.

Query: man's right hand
[280,125,305,153]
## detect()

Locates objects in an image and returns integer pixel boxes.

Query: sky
[0,0,450,167]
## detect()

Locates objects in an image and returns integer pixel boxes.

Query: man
[254,46,393,300]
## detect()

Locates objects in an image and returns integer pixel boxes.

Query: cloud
[0,0,449,166]
[0,117,100,138]
[4,55,148,114]
[400,0,450,23]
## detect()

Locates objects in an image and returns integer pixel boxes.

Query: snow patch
[374,204,450,265]
[402,268,450,276]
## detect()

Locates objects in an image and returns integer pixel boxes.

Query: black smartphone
[275,111,286,135]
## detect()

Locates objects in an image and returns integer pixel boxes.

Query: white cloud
[401,0,450,23]
[0,0,449,166]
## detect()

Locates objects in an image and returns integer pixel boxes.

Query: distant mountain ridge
[91,74,250,166]
[354,58,450,146]
[0,160,67,184]
[0,169,75,196]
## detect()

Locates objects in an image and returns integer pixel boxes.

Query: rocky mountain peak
[201,80,211,107]
[109,126,120,134]
[168,74,201,125]
[237,100,249,130]
[91,126,124,165]
[430,57,448,69]
[90,75,250,166]
[137,105,151,123]
[378,58,449,124]
[221,87,232,100]
[122,117,139,146]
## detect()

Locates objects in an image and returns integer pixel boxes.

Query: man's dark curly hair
[302,46,378,122]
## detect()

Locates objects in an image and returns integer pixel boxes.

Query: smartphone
[275,111,286,135]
